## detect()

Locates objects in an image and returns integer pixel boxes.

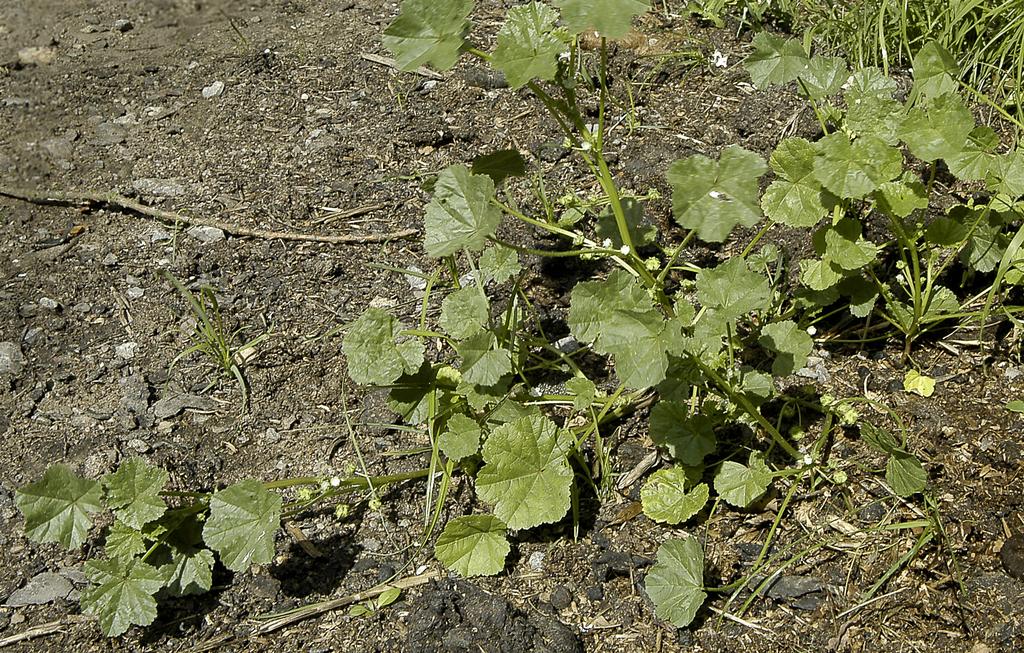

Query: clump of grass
[809,0,1024,108]
[164,271,270,411]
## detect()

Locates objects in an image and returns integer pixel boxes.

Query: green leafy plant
[19,0,1020,637]
[164,272,270,410]
[746,34,1024,361]
[15,457,429,635]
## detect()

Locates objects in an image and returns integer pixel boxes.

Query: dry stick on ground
[0,185,418,245]
[0,616,93,649]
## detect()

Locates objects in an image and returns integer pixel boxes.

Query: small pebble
[127,438,151,453]
[17,46,57,66]
[549,585,572,610]
[202,81,225,98]
[0,342,27,375]
[528,551,545,571]
[187,225,226,244]
[113,19,133,32]
[115,342,139,360]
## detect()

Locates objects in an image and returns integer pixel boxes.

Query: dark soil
[1,1,1023,652]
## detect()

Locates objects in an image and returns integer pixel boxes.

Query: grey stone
[115,341,139,360]
[126,438,151,453]
[549,585,572,610]
[1001,533,1024,581]
[38,296,59,310]
[0,342,27,375]
[101,253,120,266]
[153,393,217,419]
[202,81,225,98]
[796,356,830,384]
[90,122,127,146]
[126,286,145,300]
[17,46,57,66]
[187,225,226,244]
[528,551,545,571]
[764,575,825,600]
[5,572,73,606]
[113,19,133,32]
[133,177,186,197]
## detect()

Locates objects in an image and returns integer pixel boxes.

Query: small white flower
[806,325,817,336]
[802,454,814,466]
[619,245,631,256]
[602,238,613,248]
[711,50,728,68]
[330,476,342,487]
[580,140,592,151]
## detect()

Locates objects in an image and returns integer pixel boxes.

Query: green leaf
[641,468,709,525]
[492,3,567,88]
[553,0,650,39]
[565,376,597,411]
[343,308,425,386]
[910,41,959,101]
[990,149,1024,198]
[924,286,959,318]
[568,269,681,388]
[434,515,510,576]
[903,369,935,397]
[947,126,999,181]
[439,414,482,461]
[799,257,845,291]
[759,320,813,376]
[887,451,926,496]
[842,67,903,143]
[814,133,903,199]
[479,246,522,284]
[476,414,573,530]
[457,332,513,386]
[798,55,847,99]
[203,479,282,572]
[714,454,772,508]
[16,465,103,549]
[839,275,879,317]
[150,517,214,597]
[424,165,502,258]
[103,457,168,530]
[382,0,472,72]
[81,558,164,637]
[845,66,898,100]
[471,150,528,186]
[649,402,717,466]
[668,145,768,242]
[960,209,1009,273]
[925,215,968,246]
[387,363,437,423]
[900,93,975,163]
[160,546,214,597]
[378,587,402,608]
[860,422,901,453]
[695,258,771,323]
[440,286,489,339]
[822,218,878,270]
[105,520,146,561]
[645,537,707,628]
[744,32,808,89]
[762,137,829,228]
[1006,400,1024,413]
[595,197,657,249]
[875,174,929,218]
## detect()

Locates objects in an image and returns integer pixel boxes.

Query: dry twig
[0,185,418,245]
